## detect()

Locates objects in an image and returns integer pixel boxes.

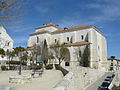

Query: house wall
[89,28,107,69]
[0,26,13,51]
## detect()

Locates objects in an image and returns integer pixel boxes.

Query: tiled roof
[26,45,38,50]
[29,30,47,36]
[52,24,93,33]
[50,41,91,48]
[35,23,59,29]
[107,58,120,61]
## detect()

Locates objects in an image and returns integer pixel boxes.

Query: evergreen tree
[82,45,90,67]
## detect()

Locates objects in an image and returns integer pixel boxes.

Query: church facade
[28,23,108,70]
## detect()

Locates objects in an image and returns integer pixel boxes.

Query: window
[37,37,39,43]
[81,35,84,40]
[65,62,70,66]
[67,37,69,42]
[8,42,10,46]
[70,36,73,43]
[55,39,57,43]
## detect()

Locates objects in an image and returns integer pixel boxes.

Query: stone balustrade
[52,72,73,90]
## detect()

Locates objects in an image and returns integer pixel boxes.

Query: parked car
[98,81,110,90]
[106,76,112,79]
[104,78,111,84]
[112,74,115,78]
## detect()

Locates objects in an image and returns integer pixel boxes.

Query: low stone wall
[9,75,31,84]
[109,71,120,89]
[52,72,73,90]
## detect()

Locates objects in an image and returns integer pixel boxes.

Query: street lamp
[18,51,23,75]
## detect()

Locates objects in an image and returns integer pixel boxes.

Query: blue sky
[2,0,120,58]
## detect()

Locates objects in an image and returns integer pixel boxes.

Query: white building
[0,25,14,65]
[0,25,13,51]
[28,23,108,70]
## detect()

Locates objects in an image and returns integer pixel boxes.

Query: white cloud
[34,6,49,13]
[58,0,120,27]
[86,0,120,22]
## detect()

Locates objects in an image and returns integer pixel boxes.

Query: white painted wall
[0,26,13,51]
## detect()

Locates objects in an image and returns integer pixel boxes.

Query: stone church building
[28,23,107,70]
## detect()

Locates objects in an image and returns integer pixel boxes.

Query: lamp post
[18,51,23,75]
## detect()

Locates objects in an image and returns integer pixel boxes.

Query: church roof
[29,30,47,36]
[52,24,94,33]
[108,58,120,61]
[35,23,59,29]
[50,41,91,48]
[29,24,102,36]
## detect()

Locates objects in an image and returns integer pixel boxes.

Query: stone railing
[108,71,120,90]
[52,72,73,90]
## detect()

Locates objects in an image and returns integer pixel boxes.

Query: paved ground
[0,70,63,90]
[85,72,113,90]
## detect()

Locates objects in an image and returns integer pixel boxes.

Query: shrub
[55,64,69,76]
[9,66,17,70]
[6,61,27,65]
[32,64,42,70]
[1,65,7,71]
[45,64,53,70]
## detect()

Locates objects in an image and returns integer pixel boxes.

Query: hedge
[1,65,7,71]
[6,61,27,65]
[45,64,53,70]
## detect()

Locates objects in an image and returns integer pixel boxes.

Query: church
[28,23,108,70]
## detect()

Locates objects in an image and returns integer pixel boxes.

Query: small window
[81,35,84,40]
[67,37,69,42]
[8,42,10,46]
[55,39,57,43]
[65,62,70,66]
[70,36,73,43]
[37,37,39,43]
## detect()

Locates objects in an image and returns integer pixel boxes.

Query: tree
[74,47,82,66]
[20,53,28,62]
[0,0,29,26]
[111,56,115,59]
[6,50,15,68]
[28,40,49,70]
[110,56,115,71]
[13,46,25,56]
[0,48,5,55]
[52,46,68,65]
[82,45,90,67]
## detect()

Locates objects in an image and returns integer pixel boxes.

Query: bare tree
[74,47,82,66]
[52,46,68,65]
[0,0,28,26]
[28,40,49,70]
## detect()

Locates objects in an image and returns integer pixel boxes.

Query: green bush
[9,66,17,70]
[55,64,69,76]
[45,64,53,70]
[1,65,7,71]
[32,64,42,70]
[6,61,27,65]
